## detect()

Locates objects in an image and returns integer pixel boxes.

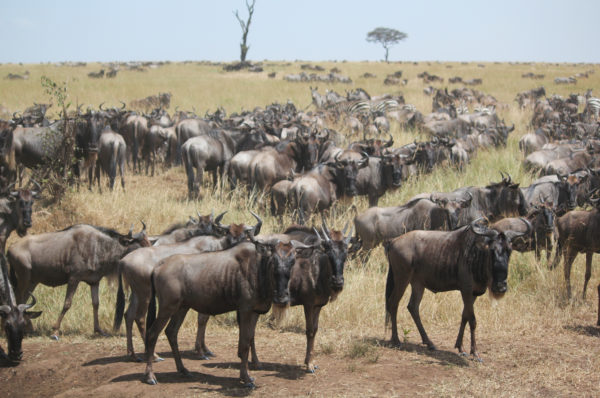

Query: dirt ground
[1,317,599,398]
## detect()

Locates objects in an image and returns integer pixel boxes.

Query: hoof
[473,356,483,363]
[242,381,256,389]
[427,344,437,351]
[198,354,209,360]
[50,335,59,341]
[144,376,158,385]
[389,339,402,348]
[458,351,468,357]
[205,350,216,357]
[154,356,164,362]
[179,368,191,377]
[94,330,109,337]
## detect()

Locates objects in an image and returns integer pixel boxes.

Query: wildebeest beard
[457,229,502,298]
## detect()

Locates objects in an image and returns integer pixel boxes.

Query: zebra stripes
[586,97,600,119]
[330,99,400,117]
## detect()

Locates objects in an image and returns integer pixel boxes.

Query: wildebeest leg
[597,284,600,326]
[51,279,80,340]
[386,274,410,346]
[455,291,479,360]
[237,310,258,387]
[583,252,593,299]
[194,312,214,359]
[407,283,436,350]
[125,292,138,360]
[303,304,322,372]
[119,153,126,192]
[165,307,191,376]
[563,248,578,299]
[130,294,162,362]
[95,161,102,194]
[90,282,108,336]
[144,306,174,384]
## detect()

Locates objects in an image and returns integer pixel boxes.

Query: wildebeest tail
[113,265,125,332]
[145,272,157,346]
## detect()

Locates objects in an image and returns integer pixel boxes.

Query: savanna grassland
[0,60,599,397]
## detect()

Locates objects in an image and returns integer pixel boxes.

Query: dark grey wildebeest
[354,195,472,251]
[384,219,525,361]
[8,223,150,339]
[95,126,127,192]
[143,239,300,388]
[0,254,40,362]
[0,185,39,252]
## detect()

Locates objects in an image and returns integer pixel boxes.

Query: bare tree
[366,27,407,63]
[234,0,256,63]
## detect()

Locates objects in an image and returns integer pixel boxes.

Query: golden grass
[1,60,599,396]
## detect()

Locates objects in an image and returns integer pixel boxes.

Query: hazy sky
[1,0,598,63]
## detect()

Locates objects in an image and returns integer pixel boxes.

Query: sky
[1,0,599,64]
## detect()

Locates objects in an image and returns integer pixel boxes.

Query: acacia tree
[366,27,407,63]
[234,0,256,63]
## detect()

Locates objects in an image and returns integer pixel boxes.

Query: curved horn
[99,102,106,111]
[384,133,394,148]
[214,211,228,227]
[119,101,126,110]
[321,218,332,242]
[128,224,134,238]
[17,293,37,311]
[248,210,263,236]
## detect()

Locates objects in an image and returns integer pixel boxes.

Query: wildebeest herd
[0,81,599,389]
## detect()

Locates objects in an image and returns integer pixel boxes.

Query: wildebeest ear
[24,311,42,319]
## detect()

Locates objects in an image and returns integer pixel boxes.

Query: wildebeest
[120,113,149,173]
[0,185,39,252]
[143,238,300,387]
[95,126,127,192]
[354,195,472,251]
[550,198,600,299]
[271,222,352,372]
[115,212,259,361]
[521,174,578,213]
[411,174,527,226]
[181,130,239,198]
[384,219,523,360]
[149,211,225,246]
[0,254,41,362]
[8,223,150,339]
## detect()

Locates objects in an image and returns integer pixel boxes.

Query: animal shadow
[202,360,307,381]
[377,338,470,367]
[564,324,600,337]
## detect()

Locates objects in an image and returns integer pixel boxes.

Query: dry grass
[1,60,599,396]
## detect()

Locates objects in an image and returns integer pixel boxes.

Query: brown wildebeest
[270,221,353,372]
[8,223,150,339]
[143,239,302,388]
[384,219,524,361]
[114,211,260,361]
[0,254,41,362]
[550,197,600,299]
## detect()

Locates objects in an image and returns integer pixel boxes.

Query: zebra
[585,97,600,121]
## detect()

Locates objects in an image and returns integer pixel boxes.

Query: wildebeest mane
[457,226,492,292]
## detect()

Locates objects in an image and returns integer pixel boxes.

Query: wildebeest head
[7,184,39,237]
[471,220,513,298]
[216,211,263,246]
[0,294,41,362]
[255,240,300,305]
[121,222,151,248]
[330,152,369,196]
[487,173,527,218]
[314,220,352,292]
[556,174,578,211]
[431,192,472,230]
[381,153,405,189]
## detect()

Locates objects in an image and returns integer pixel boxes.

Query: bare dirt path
[1,317,599,397]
